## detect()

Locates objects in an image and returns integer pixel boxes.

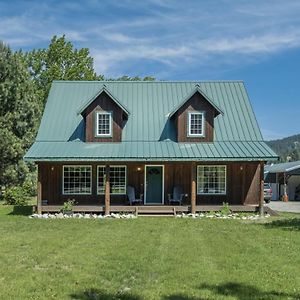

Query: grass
[0,205,299,299]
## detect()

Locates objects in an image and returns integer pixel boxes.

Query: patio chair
[168,185,185,205]
[127,186,143,205]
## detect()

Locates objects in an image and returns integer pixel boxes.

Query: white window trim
[197,165,227,195]
[62,165,92,195]
[97,165,127,195]
[187,111,205,137]
[95,111,112,137]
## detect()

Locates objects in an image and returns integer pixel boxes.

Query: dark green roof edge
[77,84,130,115]
[169,84,224,118]
[52,80,245,83]
[25,157,278,162]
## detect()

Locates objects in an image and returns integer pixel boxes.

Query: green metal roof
[25,141,277,161]
[265,160,300,173]
[24,80,278,161]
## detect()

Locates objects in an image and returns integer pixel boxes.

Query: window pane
[63,166,92,195]
[97,166,106,194]
[97,166,126,194]
[197,165,226,194]
[97,113,111,135]
[189,113,203,135]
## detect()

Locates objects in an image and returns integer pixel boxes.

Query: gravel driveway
[267,201,300,213]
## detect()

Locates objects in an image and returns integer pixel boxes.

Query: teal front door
[145,166,163,204]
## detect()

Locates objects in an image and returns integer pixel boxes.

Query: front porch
[37,161,265,214]
[39,204,266,215]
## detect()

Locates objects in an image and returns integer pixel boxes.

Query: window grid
[188,112,204,136]
[97,166,126,195]
[197,165,226,195]
[96,112,111,136]
[63,166,92,195]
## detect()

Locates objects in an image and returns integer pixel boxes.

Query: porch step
[139,214,175,217]
[133,205,188,215]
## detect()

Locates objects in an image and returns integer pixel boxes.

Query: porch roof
[265,160,300,174]
[24,140,277,161]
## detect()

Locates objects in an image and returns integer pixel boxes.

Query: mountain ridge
[266,134,300,162]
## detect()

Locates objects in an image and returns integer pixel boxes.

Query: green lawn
[0,205,299,300]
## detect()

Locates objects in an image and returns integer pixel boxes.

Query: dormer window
[96,111,112,137]
[188,111,205,137]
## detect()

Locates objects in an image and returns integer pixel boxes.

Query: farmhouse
[24,81,278,214]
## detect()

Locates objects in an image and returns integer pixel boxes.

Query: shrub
[3,186,29,205]
[22,173,37,197]
[220,202,231,216]
[61,199,76,213]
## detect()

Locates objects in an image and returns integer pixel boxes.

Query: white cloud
[1,0,300,77]
[198,30,300,54]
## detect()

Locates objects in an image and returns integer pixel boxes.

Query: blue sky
[1,0,300,140]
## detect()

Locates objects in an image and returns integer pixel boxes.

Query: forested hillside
[266,134,300,162]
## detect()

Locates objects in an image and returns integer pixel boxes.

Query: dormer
[78,85,129,142]
[169,84,223,142]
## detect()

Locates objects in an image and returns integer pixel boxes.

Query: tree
[25,35,103,105]
[114,75,156,81]
[0,41,41,187]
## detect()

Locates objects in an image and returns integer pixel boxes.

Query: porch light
[137,167,141,171]
[240,166,243,171]
[51,166,54,171]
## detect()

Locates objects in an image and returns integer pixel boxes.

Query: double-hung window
[63,166,92,195]
[188,111,204,137]
[97,165,127,194]
[96,111,112,137]
[197,165,226,195]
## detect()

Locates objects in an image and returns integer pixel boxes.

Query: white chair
[168,186,185,205]
[127,186,143,205]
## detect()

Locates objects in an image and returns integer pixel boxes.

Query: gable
[36,81,264,143]
[169,85,224,118]
[84,91,125,142]
[78,85,130,117]
[175,91,216,142]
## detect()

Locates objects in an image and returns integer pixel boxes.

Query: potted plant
[61,199,76,215]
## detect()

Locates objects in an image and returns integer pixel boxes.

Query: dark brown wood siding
[84,92,124,142]
[175,92,215,142]
[38,161,261,206]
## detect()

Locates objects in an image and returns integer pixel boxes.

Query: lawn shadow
[8,205,34,216]
[70,288,141,300]
[198,282,300,300]
[263,218,300,231]
[70,283,300,300]
[162,295,204,300]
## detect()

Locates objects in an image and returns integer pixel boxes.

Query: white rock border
[176,212,270,219]
[29,212,270,220]
[29,212,137,219]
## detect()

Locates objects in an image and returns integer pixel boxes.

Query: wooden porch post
[37,164,42,214]
[105,165,110,215]
[191,162,196,214]
[259,161,264,217]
